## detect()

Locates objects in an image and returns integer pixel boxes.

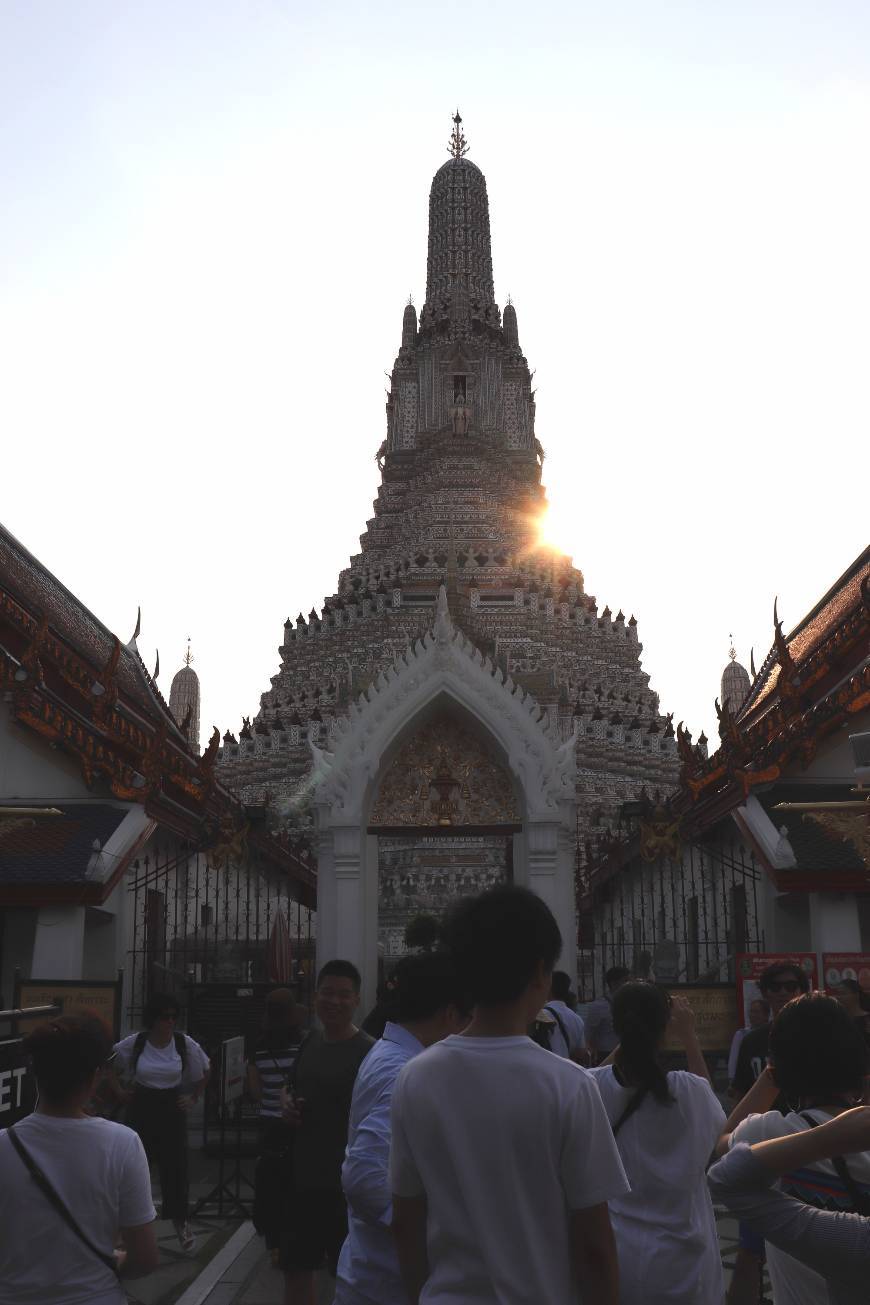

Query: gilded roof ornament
[448,109,468,159]
[184,637,194,667]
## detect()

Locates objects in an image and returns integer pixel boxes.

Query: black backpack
[131,1030,187,1079]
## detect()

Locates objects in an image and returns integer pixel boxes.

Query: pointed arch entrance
[311,591,578,1010]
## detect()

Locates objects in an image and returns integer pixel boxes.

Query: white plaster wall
[769,893,812,951]
[0,711,89,800]
[787,707,870,782]
[809,892,862,953]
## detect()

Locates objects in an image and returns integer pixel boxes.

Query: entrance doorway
[376,831,515,967]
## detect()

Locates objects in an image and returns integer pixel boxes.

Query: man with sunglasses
[727,962,809,1305]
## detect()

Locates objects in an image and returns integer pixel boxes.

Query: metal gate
[578,834,766,1000]
[126,839,316,1215]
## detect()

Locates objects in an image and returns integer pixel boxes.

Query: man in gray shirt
[584,966,629,1063]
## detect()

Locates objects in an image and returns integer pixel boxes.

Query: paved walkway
[154,1211,771,1305]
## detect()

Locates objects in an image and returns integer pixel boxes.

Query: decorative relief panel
[399,381,418,448]
[504,380,522,448]
[370,710,520,827]
[378,834,509,956]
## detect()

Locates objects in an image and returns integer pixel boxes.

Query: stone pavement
[122,1142,256,1305]
[151,1210,771,1305]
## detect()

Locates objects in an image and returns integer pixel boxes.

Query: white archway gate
[310,589,578,1010]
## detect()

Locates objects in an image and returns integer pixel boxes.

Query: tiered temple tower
[217,116,677,964]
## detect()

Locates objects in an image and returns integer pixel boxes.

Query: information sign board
[221,1035,246,1108]
[15,979,121,1038]
[821,953,870,993]
[662,986,740,1052]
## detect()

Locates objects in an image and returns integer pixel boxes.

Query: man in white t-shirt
[390,885,629,1305]
[0,1015,157,1305]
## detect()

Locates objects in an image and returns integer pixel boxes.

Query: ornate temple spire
[721,636,751,715]
[424,110,494,311]
[169,639,201,755]
[503,298,519,346]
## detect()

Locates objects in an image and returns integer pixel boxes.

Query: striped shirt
[251,1035,302,1119]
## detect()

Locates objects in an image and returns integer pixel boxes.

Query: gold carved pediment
[370,711,519,827]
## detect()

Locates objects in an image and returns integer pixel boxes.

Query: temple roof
[737,545,870,728]
[0,803,133,887]
[0,523,316,905]
[0,521,185,740]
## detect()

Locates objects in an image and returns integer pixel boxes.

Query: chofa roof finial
[449,109,468,159]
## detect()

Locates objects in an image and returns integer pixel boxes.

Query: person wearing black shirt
[248,988,304,1264]
[280,960,373,1305]
[732,964,811,1100]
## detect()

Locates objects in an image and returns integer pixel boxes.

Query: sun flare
[535,503,575,557]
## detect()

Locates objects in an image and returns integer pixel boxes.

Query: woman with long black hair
[588,982,725,1305]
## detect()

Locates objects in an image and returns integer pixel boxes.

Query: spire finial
[728,633,737,661]
[407,292,414,307]
[448,109,468,159]
[184,637,193,667]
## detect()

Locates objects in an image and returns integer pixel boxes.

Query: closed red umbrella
[267,907,293,984]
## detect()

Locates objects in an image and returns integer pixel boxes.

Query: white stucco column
[523,817,577,977]
[31,906,86,979]
[809,893,862,953]
[315,821,379,1016]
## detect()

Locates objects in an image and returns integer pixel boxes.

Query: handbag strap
[543,1004,571,1051]
[799,1112,870,1216]
[7,1126,120,1276]
[612,1085,648,1136]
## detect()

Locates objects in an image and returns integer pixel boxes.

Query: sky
[1,1,867,751]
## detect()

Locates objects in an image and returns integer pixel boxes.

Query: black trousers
[253,1119,294,1250]
[128,1086,189,1223]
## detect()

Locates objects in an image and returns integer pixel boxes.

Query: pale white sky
[1,1,866,750]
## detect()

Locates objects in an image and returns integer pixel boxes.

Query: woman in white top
[112,992,210,1251]
[588,983,725,1305]
[0,1015,157,1305]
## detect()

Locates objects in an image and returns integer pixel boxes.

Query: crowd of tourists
[3,886,870,1305]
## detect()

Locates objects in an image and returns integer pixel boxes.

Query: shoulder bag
[799,1111,870,1217]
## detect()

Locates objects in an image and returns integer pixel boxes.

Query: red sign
[821,954,870,993]
[735,953,819,1025]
